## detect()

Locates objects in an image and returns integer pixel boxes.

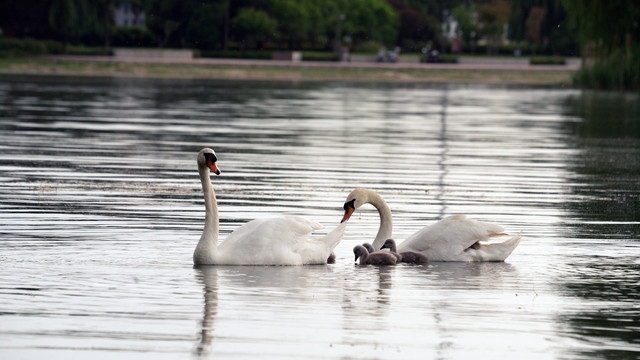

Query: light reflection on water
[0,76,639,359]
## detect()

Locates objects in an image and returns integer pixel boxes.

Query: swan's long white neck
[367,191,393,250]
[194,166,219,264]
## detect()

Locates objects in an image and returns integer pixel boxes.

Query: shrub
[111,27,155,47]
[0,37,114,58]
[437,54,459,63]
[42,40,66,54]
[0,38,48,57]
[420,53,458,63]
[301,52,340,61]
[573,48,640,91]
[530,56,566,65]
[353,40,383,54]
[65,45,112,56]
[200,50,272,59]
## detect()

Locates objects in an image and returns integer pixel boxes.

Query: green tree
[231,7,278,49]
[270,0,311,49]
[562,0,640,56]
[508,0,578,56]
[186,2,226,50]
[452,4,477,51]
[49,0,95,43]
[341,0,399,46]
[525,6,546,54]
[477,0,511,54]
[562,0,640,90]
[0,0,53,39]
[144,0,200,48]
[389,0,440,51]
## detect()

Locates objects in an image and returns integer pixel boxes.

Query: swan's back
[397,215,513,261]
[217,215,345,265]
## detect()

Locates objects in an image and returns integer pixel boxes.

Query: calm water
[0,76,639,359]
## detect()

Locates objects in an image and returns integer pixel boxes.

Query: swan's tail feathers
[467,231,522,262]
[300,222,347,265]
[322,221,348,251]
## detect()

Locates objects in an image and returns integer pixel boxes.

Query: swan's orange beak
[207,157,221,175]
[341,201,355,223]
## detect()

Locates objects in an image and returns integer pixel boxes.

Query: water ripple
[1,77,639,359]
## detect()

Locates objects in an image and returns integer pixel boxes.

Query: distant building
[114,2,145,27]
[441,14,459,41]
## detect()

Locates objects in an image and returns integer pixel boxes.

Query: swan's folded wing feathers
[399,216,506,255]
[217,215,325,265]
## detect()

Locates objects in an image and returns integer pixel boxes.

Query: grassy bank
[0,57,574,85]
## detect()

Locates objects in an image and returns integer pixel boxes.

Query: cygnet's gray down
[362,243,375,254]
[353,245,397,266]
[362,242,402,261]
[381,239,429,265]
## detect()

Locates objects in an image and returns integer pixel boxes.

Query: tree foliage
[477,0,511,53]
[0,0,584,56]
[390,0,439,51]
[562,0,640,89]
[452,4,477,47]
[509,0,578,56]
[525,6,546,53]
[48,0,108,43]
[231,8,278,49]
[562,0,640,55]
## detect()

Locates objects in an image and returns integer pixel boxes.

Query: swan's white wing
[292,221,347,264]
[216,215,343,265]
[397,215,506,261]
[462,231,522,262]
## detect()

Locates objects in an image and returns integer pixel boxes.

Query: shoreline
[0,56,578,85]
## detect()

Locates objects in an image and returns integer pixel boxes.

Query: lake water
[0,76,639,359]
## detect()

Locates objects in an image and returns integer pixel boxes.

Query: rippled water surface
[1,76,639,359]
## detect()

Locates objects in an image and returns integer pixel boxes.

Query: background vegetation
[0,0,579,55]
[0,0,638,89]
[562,0,640,90]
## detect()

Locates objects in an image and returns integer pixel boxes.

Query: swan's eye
[343,199,355,211]
[204,153,217,162]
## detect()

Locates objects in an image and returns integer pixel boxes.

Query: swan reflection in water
[193,261,519,357]
[193,265,339,356]
[194,266,218,357]
[341,265,394,333]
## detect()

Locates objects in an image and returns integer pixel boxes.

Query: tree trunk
[223,0,230,50]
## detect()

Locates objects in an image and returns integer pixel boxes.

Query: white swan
[341,188,521,262]
[193,148,346,265]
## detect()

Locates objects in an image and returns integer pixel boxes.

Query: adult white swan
[341,188,521,262]
[193,148,346,265]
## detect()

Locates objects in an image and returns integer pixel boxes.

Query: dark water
[0,76,638,359]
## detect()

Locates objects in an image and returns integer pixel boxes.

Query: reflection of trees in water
[558,91,640,358]
[562,91,640,235]
[557,263,640,359]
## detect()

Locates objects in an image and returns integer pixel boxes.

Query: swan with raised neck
[342,188,522,262]
[194,148,222,265]
[193,148,347,266]
[342,188,392,250]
